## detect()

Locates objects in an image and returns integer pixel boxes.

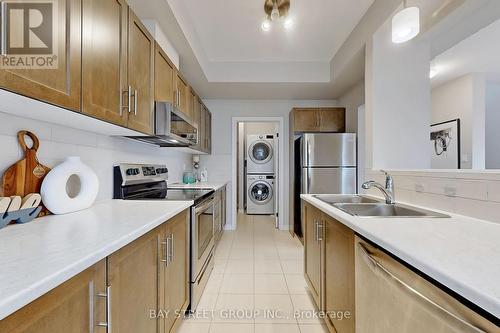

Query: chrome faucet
[362,170,395,204]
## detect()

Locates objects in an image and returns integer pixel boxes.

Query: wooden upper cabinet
[0,260,107,333]
[0,0,82,111]
[293,108,322,132]
[127,9,155,134]
[193,94,202,127]
[187,89,196,121]
[205,109,212,153]
[197,104,207,152]
[324,215,355,333]
[154,43,175,104]
[82,0,128,126]
[319,108,346,132]
[164,211,189,333]
[291,108,346,133]
[191,93,202,150]
[108,226,161,333]
[174,73,190,119]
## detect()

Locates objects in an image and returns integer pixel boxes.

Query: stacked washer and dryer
[246,134,276,215]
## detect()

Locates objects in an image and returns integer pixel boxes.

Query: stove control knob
[156,167,168,174]
[126,168,140,176]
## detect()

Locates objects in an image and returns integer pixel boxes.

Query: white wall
[338,80,365,133]
[0,112,192,202]
[431,74,487,169]
[486,82,500,168]
[200,99,338,230]
[366,15,431,169]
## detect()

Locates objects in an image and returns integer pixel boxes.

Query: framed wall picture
[430,119,461,169]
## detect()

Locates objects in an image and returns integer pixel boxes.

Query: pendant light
[392,0,420,43]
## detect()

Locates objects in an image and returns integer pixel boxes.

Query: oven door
[192,196,215,280]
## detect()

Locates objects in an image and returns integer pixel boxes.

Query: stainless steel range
[113,163,216,311]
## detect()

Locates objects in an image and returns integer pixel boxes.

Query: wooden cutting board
[1,131,51,216]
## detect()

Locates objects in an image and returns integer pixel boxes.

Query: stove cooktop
[129,188,214,205]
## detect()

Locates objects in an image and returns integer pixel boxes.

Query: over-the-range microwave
[127,102,198,147]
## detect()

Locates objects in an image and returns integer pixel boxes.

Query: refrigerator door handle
[304,168,311,194]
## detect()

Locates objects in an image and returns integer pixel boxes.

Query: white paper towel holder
[41,156,99,215]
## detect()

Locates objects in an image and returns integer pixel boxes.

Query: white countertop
[0,199,193,320]
[301,194,500,320]
[168,181,228,191]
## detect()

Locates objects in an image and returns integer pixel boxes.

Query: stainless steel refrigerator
[293,133,357,237]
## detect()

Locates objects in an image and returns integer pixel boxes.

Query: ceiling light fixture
[261,0,292,32]
[261,19,272,32]
[392,0,420,43]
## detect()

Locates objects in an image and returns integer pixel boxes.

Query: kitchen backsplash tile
[0,111,192,202]
[364,169,500,224]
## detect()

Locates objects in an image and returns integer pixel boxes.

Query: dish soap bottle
[200,168,208,182]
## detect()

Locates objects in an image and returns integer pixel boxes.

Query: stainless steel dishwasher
[355,237,498,333]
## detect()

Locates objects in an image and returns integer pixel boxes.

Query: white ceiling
[167,0,374,83]
[178,0,374,63]
[127,0,403,99]
[431,16,500,87]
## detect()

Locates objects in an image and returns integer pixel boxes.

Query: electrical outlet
[444,186,457,197]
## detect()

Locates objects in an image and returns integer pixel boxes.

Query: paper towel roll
[41,157,99,215]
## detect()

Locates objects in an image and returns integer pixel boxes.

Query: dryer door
[249,140,273,164]
[248,181,273,205]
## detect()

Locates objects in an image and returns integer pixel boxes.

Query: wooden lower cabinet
[303,201,355,333]
[108,225,162,333]
[108,209,189,333]
[303,202,323,308]
[324,215,355,333]
[0,260,107,333]
[0,209,190,333]
[162,210,189,333]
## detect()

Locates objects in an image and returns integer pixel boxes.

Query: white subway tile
[486,181,500,203]
[0,112,52,140]
[454,198,500,224]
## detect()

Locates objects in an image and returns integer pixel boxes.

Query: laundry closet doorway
[231,117,284,231]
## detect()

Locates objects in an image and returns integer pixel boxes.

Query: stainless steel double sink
[313,194,450,218]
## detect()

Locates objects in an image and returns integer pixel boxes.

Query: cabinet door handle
[127,86,132,114]
[317,221,323,242]
[165,236,171,266]
[134,89,138,116]
[169,234,174,262]
[119,90,124,116]
[357,243,486,333]
[96,286,111,333]
[314,220,318,242]
[161,239,168,264]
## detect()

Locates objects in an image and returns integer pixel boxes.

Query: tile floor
[178,214,328,333]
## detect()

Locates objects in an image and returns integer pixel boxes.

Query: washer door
[249,181,273,205]
[249,141,273,164]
